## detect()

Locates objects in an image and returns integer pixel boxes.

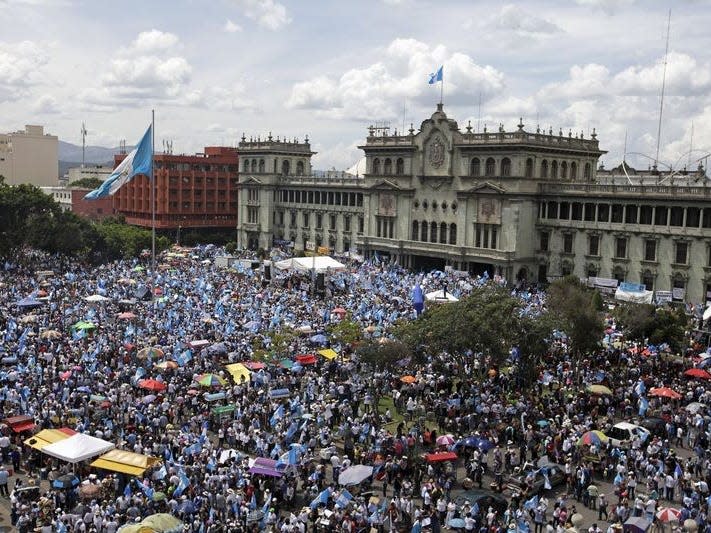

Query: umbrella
[85,294,110,302]
[332,307,347,316]
[155,360,179,370]
[138,379,167,392]
[309,334,328,345]
[683,368,711,380]
[436,434,456,447]
[77,386,91,393]
[656,508,681,522]
[152,491,167,502]
[685,402,705,413]
[649,387,682,400]
[79,484,102,499]
[577,430,608,447]
[40,330,62,340]
[338,464,374,485]
[179,500,196,514]
[586,384,612,395]
[52,474,80,490]
[137,513,183,532]
[400,375,417,384]
[118,312,137,320]
[536,420,550,427]
[448,518,466,529]
[73,320,96,330]
[137,347,164,360]
[195,373,227,387]
[142,394,157,404]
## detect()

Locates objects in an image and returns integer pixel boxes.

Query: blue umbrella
[77,386,91,393]
[448,518,466,529]
[179,500,197,514]
[309,334,328,345]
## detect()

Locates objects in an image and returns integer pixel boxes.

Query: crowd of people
[0,246,708,533]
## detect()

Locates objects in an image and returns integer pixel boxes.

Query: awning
[296,354,317,365]
[24,428,76,450]
[42,433,115,463]
[318,349,338,360]
[12,421,36,433]
[425,452,458,463]
[3,415,36,433]
[243,361,266,370]
[225,363,251,383]
[90,449,160,476]
[248,457,282,477]
[211,405,236,416]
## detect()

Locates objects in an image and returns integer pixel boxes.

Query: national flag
[310,488,331,510]
[85,125,153,199]
[335,489,353,509]
[523,495,538,511]
[154,465,167,480]
[206,457,217,472]
[428,66,443,84]
[674,463,683,478]
[136,478,154,499]
[249,493,257,510]
[270,404,284,426]
[174,470,190,497]
[124,483,132,497]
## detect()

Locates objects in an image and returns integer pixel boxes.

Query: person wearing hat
[598,493,608,521]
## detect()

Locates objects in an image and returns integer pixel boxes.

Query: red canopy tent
[3,415,36,433]
[425,451,457,463]
[296,354,317,365]
[243,361,266,370]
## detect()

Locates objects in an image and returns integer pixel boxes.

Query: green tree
[546,276,604,357]
[356,339,411,370]
[68,177,104,189]
[327,317,363,347]
[614,303,688,353]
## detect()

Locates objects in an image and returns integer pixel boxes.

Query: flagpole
[151,109,156,291]
[440,74,443,106]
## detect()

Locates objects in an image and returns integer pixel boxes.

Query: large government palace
[236,104,711,304]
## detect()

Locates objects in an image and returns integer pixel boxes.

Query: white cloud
[495,4,561,36]
[0,40,49,101]
[224,19,242,33]
[128,29,179,54]
[312,139,362,171]
[232,0,291,31]
[286,38,505,120]
[32,93,59,113]
[574,0,636,13]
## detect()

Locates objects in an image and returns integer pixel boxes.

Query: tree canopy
[68,177,104,190]
[613,302,689,353]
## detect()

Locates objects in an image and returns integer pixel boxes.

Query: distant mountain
[58,140,132,165]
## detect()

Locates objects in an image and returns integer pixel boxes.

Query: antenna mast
[477,92,482,133]
[654,9,671,168]
[81,122,87,168]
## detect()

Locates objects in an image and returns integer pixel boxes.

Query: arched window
[642,270,655,291]
[570,162,577,180]
[420,220,428,242]
[525,158,533,178]
[551,160,558,179]
[449,223,457,245]
[281,160,290,176]
[258,159,265,173]
[561,161,568,179]
[587,264,598,278]
[584,162,592,180]
[501,157,511,177]
[395,158,404,175]
[440,222,447,243]
[541,160,548,178]
[470,158,481,176]
[412,220,419,240]
[384,158,392,175]
[430,222,438,243]
[485,157,496,176]
[243,159,250,172]
[251,160,257,173]
[373,158,381,175]
[296,161,304,176]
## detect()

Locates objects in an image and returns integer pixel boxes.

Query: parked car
[454,489,508,514]
[638,417,667,438]
[608,422,650,449]
[506,461,565,494]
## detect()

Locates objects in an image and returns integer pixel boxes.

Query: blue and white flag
[428,66,443,84]
[174,470,191,497]
[335,489,353,509]
[270,404,284,426]
[85,124,152,199]
[310,488,331,509]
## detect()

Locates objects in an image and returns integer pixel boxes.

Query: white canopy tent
[615,287,653,304]
[425,290,459,303]
[84,294,111,303]
[41,433,115,463]
[274,256,346,274]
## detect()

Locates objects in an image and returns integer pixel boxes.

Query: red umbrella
[656,508,681,522]
[137,378,167,392]
[649,387,682,400]
[684,368,711,380]
[117,312,136,320]
[332,307,347,316]
[100,400,111,408]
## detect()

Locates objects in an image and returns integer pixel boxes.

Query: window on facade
[440,223,447,243]
[597,204,609,222]
[541,160,548,178]
[551,160,558,179]
[587,264,598,277]
[584,162,591,180]
[480,158,492,177]
[612,267,625,283]
[344,216,351,232]
[525,158,533,177]
[329,214,336,230]
[475,224,498,249]
[373,158,381,175]
[540,231,549,252]
[296,161,304,176]
[558,202,569,220]
[639,206,653,225]
[248,188,259,202]
[675,242,688,264]
[412,221,419,240]
[384,158,392,175]
[303,213,309,228]
[669,207,684,226]
[642,271,655,291]
[450,224,457,245]
[396,158,404,175]
[654,206,668,226]
[703,209,711,228]
[501,158,511,177]
[251,160,257,173]
[258,159,264,173]
[611,205,623,223]
[316,214,323,229]
[470,158,481,176]
[547,201,558,219]
[571,202,582,221]
[625,205,638,224]
[561,262,572,276]
[290,212,296,226]
[247,206,259,224]
[584,203,595,221]
[615,237,627,259]
[570,162,578,180]
[243,159,250,172]
[686,207,700,228]
[430,222,438,243]
[278,211,284,225]
[358,216,364,233]
[588,235,600,256]
[644,239,657,262]
[421,221,428,241]
[563,233,574,254]
[561,161,568,179]
[281,160,290,176]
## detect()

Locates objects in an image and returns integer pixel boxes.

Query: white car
[608,422,650,449]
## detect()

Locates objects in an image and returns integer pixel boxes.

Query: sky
[1,0,710,171]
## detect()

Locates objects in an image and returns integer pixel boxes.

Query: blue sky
[1,0,710,171]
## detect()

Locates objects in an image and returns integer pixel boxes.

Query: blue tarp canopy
[15,297,44,308]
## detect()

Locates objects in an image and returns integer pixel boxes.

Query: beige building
[236,105,711,304]
[63,164,113,185]
[0,125,59,187]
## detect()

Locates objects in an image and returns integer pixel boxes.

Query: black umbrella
[52,474,80,490]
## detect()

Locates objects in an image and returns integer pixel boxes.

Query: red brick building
[71,188,116,219]
[112,147,239,230]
